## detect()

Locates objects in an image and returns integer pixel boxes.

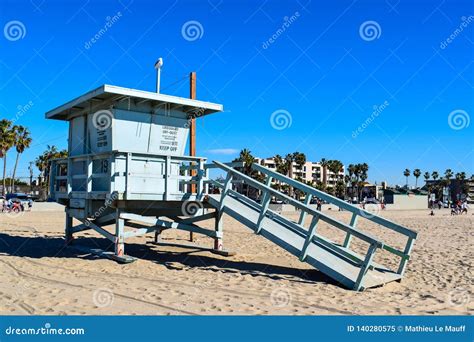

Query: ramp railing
[208,161,417,290]
[250,163,417,277]
[209,161,389,290]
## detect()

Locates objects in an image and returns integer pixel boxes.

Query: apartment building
[255,157,345,188]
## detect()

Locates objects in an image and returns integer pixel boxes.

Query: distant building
[254,157,345,188]
[383,188,429,210]
[349,182,384,201]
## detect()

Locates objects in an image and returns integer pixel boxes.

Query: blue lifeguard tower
[48,79,417,291]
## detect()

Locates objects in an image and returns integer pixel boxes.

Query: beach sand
[0,205,472,315]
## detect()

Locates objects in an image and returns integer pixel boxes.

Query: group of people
[451,200,469,215]
[429,199,469,216]
[0,197,33,213]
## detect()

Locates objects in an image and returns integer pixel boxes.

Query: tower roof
[46,84,223,120]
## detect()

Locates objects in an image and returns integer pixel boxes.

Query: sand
[0,204,472,315]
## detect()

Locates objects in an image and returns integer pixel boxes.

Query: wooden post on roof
[189,71,196,242]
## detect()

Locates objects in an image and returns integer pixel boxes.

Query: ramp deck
[208,193,401,290]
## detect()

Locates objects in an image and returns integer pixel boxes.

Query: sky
[0,0,473,186]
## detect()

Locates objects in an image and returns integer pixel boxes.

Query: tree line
[403,168,472,199]
[0,119,32,195]
[0,118,68,196]
[233,149,368,200]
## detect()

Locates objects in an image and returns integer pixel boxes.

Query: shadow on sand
[0,232,336,286]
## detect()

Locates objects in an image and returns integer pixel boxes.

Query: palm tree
[444,169,454,202]
[320,158,328,187]
[455,172,467,198]
[359,169,368,200]
[357,163,369,200]
[328,160,344,195]
[11,125,32,192]
[347,164,356,200]
[284,153,295,197]
[273,154,287,192]
[0,119,15,196]
[424,171,430,182]
[444,169,453,180]
[234,149,255,197]
[274,154,287,175]
[334,181,345,199]
[413,168,421,188]
[238,148,254,175]
[293,152,306,176]
[314,181,326,192]
[432,171,439,181]
[403,168,411,188]
[35,145,68,191]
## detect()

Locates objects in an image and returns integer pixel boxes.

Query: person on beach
[461,201,469,214]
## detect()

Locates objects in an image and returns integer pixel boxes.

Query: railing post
[397,236,414,276]
[196,158,205,199]
[343,212,358,248]
[298,194,312,225]
[354,243,377,291]
[214,172,233,251]
[300,214,320,261]
[114,209,125,257]
[204,165,210,195]
[255,175,273,234]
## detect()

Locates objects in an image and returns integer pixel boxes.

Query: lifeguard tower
[47,81,231,262]
[48,66,417,291]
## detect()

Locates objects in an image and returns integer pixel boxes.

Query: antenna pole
[189,71,197,242]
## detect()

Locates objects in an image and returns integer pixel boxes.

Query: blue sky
[0,0,473,186]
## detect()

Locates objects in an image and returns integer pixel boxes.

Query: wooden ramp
[207,161,418,291]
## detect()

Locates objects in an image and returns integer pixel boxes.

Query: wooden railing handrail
[251,163,418,239]
[212,161,384,248]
